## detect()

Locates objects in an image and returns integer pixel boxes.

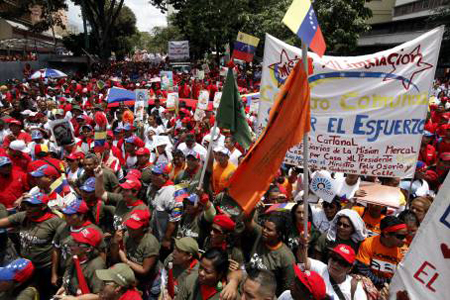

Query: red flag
[228,61,311,214]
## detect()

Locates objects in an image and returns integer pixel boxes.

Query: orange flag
[228,60,311,215]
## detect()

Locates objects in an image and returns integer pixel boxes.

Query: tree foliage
[63,3,137,60]
[150,0,373,57]
[0,0,67,33]
[71,0,126,60]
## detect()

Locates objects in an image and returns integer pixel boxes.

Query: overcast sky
[67,0,167,33]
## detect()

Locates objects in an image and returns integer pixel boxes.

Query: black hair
[290,201,313,224]
[265,213,287,242]
[245,268,277,298]
[398,210,419,227]
[172,149,185,158]
[84,153,99,164]
[380,215,405,231]
[202,248,229,280]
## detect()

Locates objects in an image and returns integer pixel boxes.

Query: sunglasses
[330,255,351,268]
[392,233,407,240]
[323,202,336,208]
[337,221,352,229]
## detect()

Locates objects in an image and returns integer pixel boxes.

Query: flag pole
[197,119,218,191]
[301,41,310,240]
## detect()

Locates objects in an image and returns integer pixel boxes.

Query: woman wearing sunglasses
[314,209,367,264]
[354,216,408,289]
[297,241,368,300]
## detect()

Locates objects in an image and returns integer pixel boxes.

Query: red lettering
[413,261,439,292]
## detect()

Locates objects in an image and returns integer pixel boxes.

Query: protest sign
[198,90,209,110]
[168,41,189,60]
[355,182,401,208]
[166,92,178,109]
[194,108,206,121]
[134,89,148,122]
[258,27,444,178]
[310,170,341,203]
[389,173,450,300]
[197,70,205,80]
[49,119,75,147]
[213,92,222,108]
[160,71,174,91]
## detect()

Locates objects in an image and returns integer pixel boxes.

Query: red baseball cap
[213,214,236,231]
[124,209,151,229]
[119,178,142,190]
[330,244,356,264]
[126,169,142,180]
[71,227,103,247]
[8,119,22,126]
[136,147,150,156]
[293,264,326,300]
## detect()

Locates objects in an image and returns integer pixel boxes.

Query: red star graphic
[267,49,314,87]
[384,45,433,91]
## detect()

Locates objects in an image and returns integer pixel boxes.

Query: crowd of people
[0,53,38,62]
[0,61,448,300]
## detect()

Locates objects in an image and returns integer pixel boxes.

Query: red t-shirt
[0,169,30,208]
[2,131,32,148]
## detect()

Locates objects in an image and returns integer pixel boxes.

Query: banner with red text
[389,173,450,299]
[257,27,443,177]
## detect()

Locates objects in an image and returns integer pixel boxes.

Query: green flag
[216,68,252,149]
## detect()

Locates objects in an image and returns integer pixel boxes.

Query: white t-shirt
[308,260,367,300]
[229,148,242,166]
[177,142,207,161]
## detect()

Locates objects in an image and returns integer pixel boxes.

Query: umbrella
[29,68,68,79]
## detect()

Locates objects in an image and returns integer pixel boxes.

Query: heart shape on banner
[441,243,450,259]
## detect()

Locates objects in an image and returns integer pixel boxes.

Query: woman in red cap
[111,209,160,300]
[203,214,244,274]
[297,241,368,300]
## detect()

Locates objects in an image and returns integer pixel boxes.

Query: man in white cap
[211,145,236,195]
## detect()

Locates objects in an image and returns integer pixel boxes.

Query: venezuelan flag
[283,0,326,56]
[232,32,260,62]
[94,131,107,152]
[50,174,70,196]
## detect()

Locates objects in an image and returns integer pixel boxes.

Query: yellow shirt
[212,162,236,194]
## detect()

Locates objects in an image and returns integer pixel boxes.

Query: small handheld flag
[283,0,326,56]
[232,32,260,62]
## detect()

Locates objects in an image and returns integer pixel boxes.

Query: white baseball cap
[9,140,30,153]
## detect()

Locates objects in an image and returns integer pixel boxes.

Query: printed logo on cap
[339,245,350,254]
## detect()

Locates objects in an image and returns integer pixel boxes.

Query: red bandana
[200,284,218,300]
[118,289,142,300]
[30,212,55,223]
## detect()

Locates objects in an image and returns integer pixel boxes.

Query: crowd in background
[0,62,448,300]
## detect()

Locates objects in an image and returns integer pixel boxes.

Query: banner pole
[301,41,310,240]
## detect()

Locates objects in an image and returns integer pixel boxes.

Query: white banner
[258,27,443,178]
[166,92,178,109]
[213,92,222,109]
[389,173,450,300]
[168,41,189,60]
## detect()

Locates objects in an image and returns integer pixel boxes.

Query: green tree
[71,0,125,60]
[151,0,373,57]
[63,3,137,60]
[151,0,249,60]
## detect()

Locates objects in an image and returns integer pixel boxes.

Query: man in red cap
[424,152,450,190]
[278,265,328,300]
[0,156,29,209]
[135,147,152,172]
[6,140,31,173]
[297,241,367,299]
[0,193,64,299]
[2,119,31,148]
[55,227,105,298]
